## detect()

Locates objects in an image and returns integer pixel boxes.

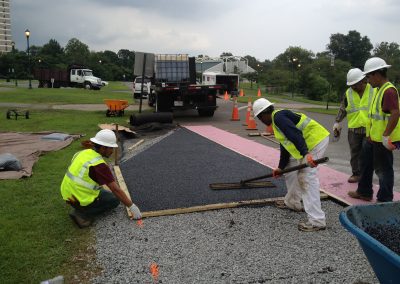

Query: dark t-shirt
[88,163,115,185]
[382,87,399,114]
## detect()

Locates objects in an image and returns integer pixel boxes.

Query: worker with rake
[253,98,329,232]
[60,129,142,228]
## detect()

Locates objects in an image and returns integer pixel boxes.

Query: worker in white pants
[253,98,330,231]
[283,137,329,227]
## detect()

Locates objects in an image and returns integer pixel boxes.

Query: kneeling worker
[253,98,329,232]
[61,129,142,228]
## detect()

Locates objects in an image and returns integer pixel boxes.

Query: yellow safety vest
[272,110,329,159]
[368,82,400,142]
[345,83,375,129]
[60,149,105,206]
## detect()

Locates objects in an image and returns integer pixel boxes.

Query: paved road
[172,98,400,193]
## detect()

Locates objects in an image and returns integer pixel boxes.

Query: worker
[332,68,376,183]
[348,57,400,202]
[253,98,329,232]
[60,129,142,228]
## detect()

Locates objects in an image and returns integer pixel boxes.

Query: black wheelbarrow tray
[340,202,400,283]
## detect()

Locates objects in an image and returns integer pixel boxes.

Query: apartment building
[0,0,13,53]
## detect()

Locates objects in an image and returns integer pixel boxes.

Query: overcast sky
[11,0,400,61]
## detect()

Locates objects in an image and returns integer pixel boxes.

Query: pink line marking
[184,125,400,205]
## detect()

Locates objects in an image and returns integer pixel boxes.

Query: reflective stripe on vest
[272,110,329,159]
[345,84,374,129]
[369,82,400,142]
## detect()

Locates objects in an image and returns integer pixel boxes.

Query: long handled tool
[209,157,329,190]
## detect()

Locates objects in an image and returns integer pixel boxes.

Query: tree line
[1,30,399,102]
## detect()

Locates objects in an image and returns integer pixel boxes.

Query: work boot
[69,210,92,228]
[298,221,326,232]
[274,200,304,212]
[347,175,360,183]
[348,191,373,201]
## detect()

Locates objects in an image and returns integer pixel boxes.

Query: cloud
[10,0,400,61]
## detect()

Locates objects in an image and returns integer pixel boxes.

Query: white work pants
[283,137,329,226]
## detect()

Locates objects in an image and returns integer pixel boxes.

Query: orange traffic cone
[243,99,252,126]
[257,88,261,97]
[224,91,229,101]
[246,108,258,130]
[239,89,244,97]
[266,124,274,135]
[230,97,240,121]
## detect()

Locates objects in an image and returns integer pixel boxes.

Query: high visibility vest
[60,149,105,206]
[345,83,375,129]
[368,82,400,142]
[272,110,329,159]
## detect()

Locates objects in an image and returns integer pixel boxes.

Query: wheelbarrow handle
[240,157,329,184]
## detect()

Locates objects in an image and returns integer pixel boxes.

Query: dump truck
[147,54,222,117]
[202,71,239,95]
[33,64,103,90]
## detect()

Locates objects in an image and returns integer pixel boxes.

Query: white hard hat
[346,68,365,86]
[363,57,391,74]
[253,98,274,117]
[90,129,118,148]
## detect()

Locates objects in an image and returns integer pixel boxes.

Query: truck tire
[84,82,92,90]
[198,109,215,117]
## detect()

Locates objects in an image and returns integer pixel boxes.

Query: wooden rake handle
[240,157,329,184]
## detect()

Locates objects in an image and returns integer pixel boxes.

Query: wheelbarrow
[340,202,400,283]
[103,99,129,117]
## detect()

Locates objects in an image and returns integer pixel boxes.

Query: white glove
[129,203,142,220]
[332,122,341,132]
[332,122,341,142]
[382,136,396,151]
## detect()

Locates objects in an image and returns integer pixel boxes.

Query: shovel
[209,157,329,190]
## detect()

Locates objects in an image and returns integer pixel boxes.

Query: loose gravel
[93,201,377,283]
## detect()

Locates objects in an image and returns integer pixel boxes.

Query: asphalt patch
[120,127,287,212]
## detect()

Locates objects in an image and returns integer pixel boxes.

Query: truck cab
[133,76,152,99]
[70,68,103,90]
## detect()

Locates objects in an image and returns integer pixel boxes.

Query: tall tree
[373,42,400,84]
[327,30,373,68]
[64,38,90,65]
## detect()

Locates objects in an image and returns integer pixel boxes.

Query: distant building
[0,0,13,53]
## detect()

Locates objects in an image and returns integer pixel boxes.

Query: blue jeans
[357,140,394,201]
[72,189,120,219]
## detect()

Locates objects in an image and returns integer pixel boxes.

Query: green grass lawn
[0,82,133,104]
[0,108,131,283]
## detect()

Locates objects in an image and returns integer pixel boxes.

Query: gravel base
[93,200,378,283]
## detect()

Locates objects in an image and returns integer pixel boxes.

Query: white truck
[133,76,152,99]
[34,64,103,90]
[202,71,239,95]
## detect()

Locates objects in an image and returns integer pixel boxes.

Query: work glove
[272,168,282,178]
[332,122,341,142]
[382,136,396,151]
[129,203,142,220]
[305,153,317,168]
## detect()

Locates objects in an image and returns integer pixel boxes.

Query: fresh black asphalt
[120,127,287,212]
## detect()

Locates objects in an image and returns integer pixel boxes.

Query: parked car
[133,76,151,99]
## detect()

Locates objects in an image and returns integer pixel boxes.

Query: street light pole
[25,29,32,89]
[200,60,203,83]
[11,41,17,87]
[291,57,297,98]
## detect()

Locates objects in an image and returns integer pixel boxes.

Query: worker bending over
[253,98,329,232]
[61,129,142,228]
[348,57,400,202]
[333,68,376,183]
